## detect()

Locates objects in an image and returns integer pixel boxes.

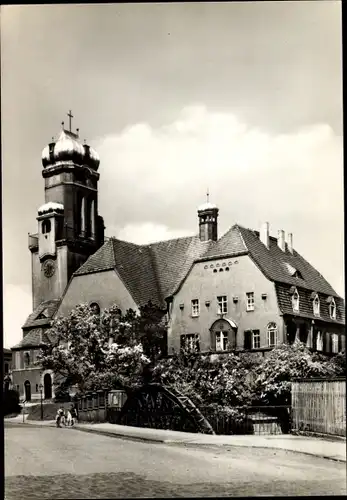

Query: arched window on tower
[42,219,51,234]
[90,199,95,239]
[80,196,86,236]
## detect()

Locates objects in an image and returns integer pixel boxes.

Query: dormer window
[312,293,320,317]
[283,262,303,279]
[290,287,300,312]
[327,297,336,320]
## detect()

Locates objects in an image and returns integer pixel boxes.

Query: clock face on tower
[43,259,55,278]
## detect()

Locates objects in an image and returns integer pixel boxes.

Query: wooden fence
[291,378,346,437]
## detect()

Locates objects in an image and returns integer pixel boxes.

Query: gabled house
[11,118,345,402]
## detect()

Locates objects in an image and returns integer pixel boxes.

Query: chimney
[260,222,270,248]
[277,229,285,252]
[287,232,293,254]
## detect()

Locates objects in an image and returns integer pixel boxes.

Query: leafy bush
[253,342,338,406]
[152,349,261,411]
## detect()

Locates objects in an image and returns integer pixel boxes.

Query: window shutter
[180,335,185,350]
[244,330,252,350]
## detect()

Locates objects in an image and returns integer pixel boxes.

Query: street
[5,423,346,498]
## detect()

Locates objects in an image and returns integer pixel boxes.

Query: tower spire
[206,188,209,203]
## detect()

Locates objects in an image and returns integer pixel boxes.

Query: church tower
[197,192,219,242]
[28,112,105,309]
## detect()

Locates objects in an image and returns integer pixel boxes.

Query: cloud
[3,284,32,348]
[116,222,190,245]
[96,104,344,295]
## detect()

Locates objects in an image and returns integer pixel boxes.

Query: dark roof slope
[236,225,338,296]
[201,225,247,259]
[75,235,212,307]
[275,283,345,325]
[71,222,342,311]
[75,237,162,306]
[150,236,212,299]
[11,328,54,350]
[22,299,61,329]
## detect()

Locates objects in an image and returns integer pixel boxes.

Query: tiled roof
[275,283,345,325]
[236,225,338,296]
[75,236,212,307]
[71,222,343,322]
[11,328,53,350]
[3,348,12,354]
[150,236,212,298]
[22,299,61,329]
[73,239,116,275]
[200,225,247,259]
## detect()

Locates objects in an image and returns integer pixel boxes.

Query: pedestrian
[65,409,73,426]
[70,404,78,426]
[56,407,64,428]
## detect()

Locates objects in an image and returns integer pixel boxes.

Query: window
[313,294,320,317]
[4,363,8,374]
[191,299,200,317]
[180,334,200,352]
[331,333,339,353]
[267,322,278,347]
[216,331,229,351]
[329,298,336,320]
[90,199,95,239]
[24,352,30,368]
[36,384,39,392]
[246,292,255,311]
[42,219,51,234]
[80,196,86,235]
[15,352,21,370]
[217,295,228,314]
[252,330,260,349]
[316,331,323,351]
[292,289,300,312]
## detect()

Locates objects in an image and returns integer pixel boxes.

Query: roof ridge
[145,234,197,247]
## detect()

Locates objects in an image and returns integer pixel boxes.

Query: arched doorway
[24,380,31,402]
[44,373,52,400]
[210,318,237,351]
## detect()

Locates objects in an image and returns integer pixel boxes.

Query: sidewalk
[6,416,346,463]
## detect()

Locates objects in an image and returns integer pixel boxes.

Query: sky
[1,2,344,348]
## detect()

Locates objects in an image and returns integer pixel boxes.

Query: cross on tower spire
[67,110,74,132]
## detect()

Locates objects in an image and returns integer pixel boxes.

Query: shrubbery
[37,301,345,421]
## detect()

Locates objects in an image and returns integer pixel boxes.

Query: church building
[11,116,345,402]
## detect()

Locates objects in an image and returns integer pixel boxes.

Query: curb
[73,426,347,463]
[175,441,346,463]
[6,420,346,463]
[74,425,167,444]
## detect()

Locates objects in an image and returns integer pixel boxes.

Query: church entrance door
[24,380,31,402]
[44,373,52,400]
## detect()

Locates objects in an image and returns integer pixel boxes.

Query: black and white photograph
[2,1,346,498]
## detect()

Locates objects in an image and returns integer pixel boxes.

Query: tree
[152,348,261,410]
[36,303,151,394]
[253,342,338,406]
[123,301,167,363]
